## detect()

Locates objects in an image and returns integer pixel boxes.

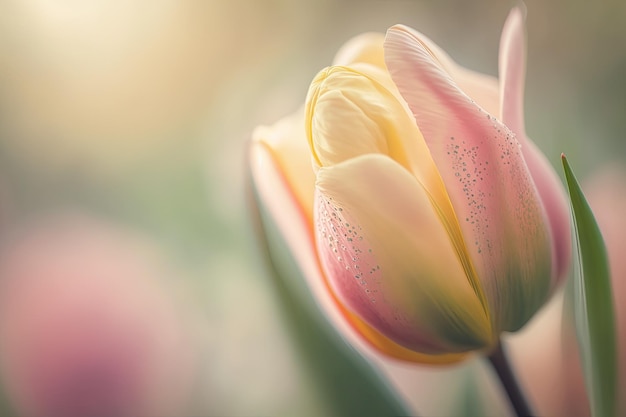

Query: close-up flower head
[0,1,624,416]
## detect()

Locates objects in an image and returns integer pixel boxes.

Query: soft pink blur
[0,213,194,417]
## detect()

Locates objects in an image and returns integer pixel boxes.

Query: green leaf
[247,170,411,417]
[562,155,617,417]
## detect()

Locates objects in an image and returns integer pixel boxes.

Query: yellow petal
[252,106,315,221]
[316,154,493,353]
[305,65,442,192]
[250,141,467,364]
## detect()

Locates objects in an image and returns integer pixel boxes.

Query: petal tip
[505,5,526,33]
[386,24,409,34]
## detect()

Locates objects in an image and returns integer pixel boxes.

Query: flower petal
[498,7,571,287]
[391,27,500,117]
[306,67,391,169]
[316,154,492,354]
[305,65,446,203]
[498,8,526,138]
[252,107,316,220]
[332,32,387,68]
[305,65,471,282]
[250,136,464,364]
[385,25,553,332]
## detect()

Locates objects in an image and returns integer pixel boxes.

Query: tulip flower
[250,8,570,364]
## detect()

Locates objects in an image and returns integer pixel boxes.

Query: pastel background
[0,1,624,416]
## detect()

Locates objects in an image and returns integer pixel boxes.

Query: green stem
[487,342,534,417]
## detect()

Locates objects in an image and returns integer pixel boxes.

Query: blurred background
[0,0,624,416]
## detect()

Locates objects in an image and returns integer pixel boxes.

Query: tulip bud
[251,8,570,363]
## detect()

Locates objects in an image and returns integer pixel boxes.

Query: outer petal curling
[252,107,316,220]
[498,7,571,287]
[315,154,492,354]
[384,25,552,333]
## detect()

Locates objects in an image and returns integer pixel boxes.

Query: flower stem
[487,342,534,417]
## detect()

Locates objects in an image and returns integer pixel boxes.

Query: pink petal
[498,8,527,137]
[391,27,501,118]
[384,25,553,333]
[315,154,492,354]
[499,7,571,287]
